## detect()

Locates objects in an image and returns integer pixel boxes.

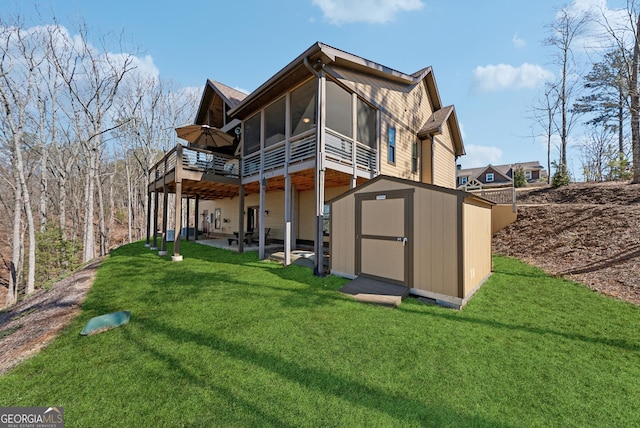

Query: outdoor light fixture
[302,117,311,124]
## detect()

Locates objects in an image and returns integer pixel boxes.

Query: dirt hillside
[493,181,640,305]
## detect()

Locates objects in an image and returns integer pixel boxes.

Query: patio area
[195,238,282,253]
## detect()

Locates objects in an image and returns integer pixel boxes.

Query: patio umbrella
[175,124,235,149]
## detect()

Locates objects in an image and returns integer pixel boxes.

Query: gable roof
[458,161,545,180]
[195,80,248,125]
[227,42,443,119]
[417,105,465,157]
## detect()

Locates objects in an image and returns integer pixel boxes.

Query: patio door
[247,206,259,232]
[355,189,413,286]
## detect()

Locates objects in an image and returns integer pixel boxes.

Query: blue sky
[1,0,632,175]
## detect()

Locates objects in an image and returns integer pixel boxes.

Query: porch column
[314,68,326,276]
[194,196,199,241]
[185,196,190,241]
[291,184,297,250]
[172,145,184,261]
[238,185,245,253]
[145,191,152,247]
[284,92,292,266]
[151,188,159,250]
[258,109,266,260]
[159,184,169,256]
[172,182,183,262]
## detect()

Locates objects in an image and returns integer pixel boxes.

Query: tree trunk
[632,15,640,184]
[83,151,96,262]
[7,182,22,306]
[13,133,36,295]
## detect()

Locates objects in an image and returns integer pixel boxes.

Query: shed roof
[328,174,494,206]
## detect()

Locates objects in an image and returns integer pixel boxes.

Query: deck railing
[151,130,378,183]
[150,145,240,182]
[468,187,516,211]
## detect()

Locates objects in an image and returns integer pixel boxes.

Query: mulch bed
[0,258,102,375]
[494,182,640,305]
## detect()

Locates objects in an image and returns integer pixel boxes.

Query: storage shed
[330,175,493,309]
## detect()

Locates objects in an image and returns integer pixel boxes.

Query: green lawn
[1,241,639,427]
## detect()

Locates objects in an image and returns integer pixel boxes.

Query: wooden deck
[339,277,410,308]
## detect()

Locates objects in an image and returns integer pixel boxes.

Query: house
[457,161,547,189]
[146,42,493,305]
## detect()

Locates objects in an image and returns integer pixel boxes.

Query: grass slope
[1,242,639,427]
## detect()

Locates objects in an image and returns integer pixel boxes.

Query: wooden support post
[194,196,199,241]
[185,196,190,241]
[238,185,245,253]
[145,191,152,247]
[259,177,266,260]
[173,182,183,261]
[151,189,159,250]
[159,184,169,256]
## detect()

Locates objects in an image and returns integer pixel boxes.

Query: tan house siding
[328,66,436,183]
[432,126,457,189]
[462,199,493,296]
[295,186,351,242]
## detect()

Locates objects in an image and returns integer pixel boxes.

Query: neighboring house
[146,41,491,299]
[457,161,547,189]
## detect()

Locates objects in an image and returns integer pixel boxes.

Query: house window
[265,96,285,147]
[388,127,396,164]
[486,173,494,182]
[525,170,532,180]
[411,141,418,173]
[461,176,468,185]
[243,112,261,155]
[290,80,316,137]
[357,98,376,148]
[326,80,352,137]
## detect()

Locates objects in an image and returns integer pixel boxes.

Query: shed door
[355,189,414,286]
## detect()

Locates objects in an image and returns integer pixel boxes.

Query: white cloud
[471,63,554,94]
[556,0,633,51]
[460,145,503,168]
[512,33,526,48]
[311,0,423,25]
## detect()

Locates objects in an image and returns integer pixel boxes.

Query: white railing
[289,134,315,163]
[264,141,286,171]
[325,130,353,165]
[181,146,239,177]
[355,142,377,172]
[242,151,261,177]
[239,130,377,178]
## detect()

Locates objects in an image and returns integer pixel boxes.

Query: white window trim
[486,173,494,182]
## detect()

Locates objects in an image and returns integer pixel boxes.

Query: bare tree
[599,1,640,182]
[47,22,136,261]
[544,5,592,182]
[0,19,49,298]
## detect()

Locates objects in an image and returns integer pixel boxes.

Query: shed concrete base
[158,250,168,256]
[339,277,409,308]
[171,255,183,262]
